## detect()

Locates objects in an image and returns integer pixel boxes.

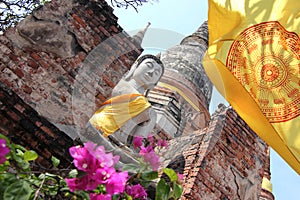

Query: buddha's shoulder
[113,81,140,96]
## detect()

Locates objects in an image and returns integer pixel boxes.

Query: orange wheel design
[227,21,300,123]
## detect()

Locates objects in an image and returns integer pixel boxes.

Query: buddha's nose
[147,70,154,77]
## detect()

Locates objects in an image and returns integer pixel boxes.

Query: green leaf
[28,178,41,188]
[38,173,45,179]
[59,179,67,187]
[173,183,183,199]
[112,194,120,200]
[0,134,10,144]
[45,172,59,178]
[155,179,170,200]
[0,173,18,183]
[10,149,23,163]
[23,150,38,161]
[73,190,90,199]
[141,171,158,181]
[43,173,59,183]
[47,185,58,196]
[95,184,106,193]
[60,187,70,192]
[51,156,60,168]
[163,168,178,182]
[0,173,18,198]
[68,169,78,178]
[77,170,88,178]
[13,144,27,152]
[16,149,24,157]
[3,180,33,200]
[124,192,133,200]
[122,163,140,173]
[0,163,8,173]
[18,160,30,171]
[140,180,152,188]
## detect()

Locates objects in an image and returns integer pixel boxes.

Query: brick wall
[166,105,269,199]
[0,82,78,168]
[0,0,142,167]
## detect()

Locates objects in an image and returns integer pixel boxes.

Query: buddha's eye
[154,70,160,76]
[146,62,154,68]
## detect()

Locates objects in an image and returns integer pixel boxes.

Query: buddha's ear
[124,61,138,81]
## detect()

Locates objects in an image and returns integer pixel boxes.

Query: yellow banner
[203,0,300,174]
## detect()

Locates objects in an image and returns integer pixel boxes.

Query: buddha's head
[125,54,164,90]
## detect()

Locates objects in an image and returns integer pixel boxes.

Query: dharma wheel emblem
[226,21,300,123]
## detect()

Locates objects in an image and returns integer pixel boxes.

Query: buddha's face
[132,58,163,90]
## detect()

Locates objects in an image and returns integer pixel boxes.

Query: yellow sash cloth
[89,94,151,137]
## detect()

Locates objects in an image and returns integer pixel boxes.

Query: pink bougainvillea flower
[157,139,168,148]
[146,134,155,145]
[139,145,161,170]
[65,176,89,192]
[84,141,105,157]
[105,171,128,195]
[140,151,161,171]
[84,141,119,168]
[85,173,104,191]
[139,145,154,154]
[97,151,119,168]
[69,145,98,172]
[133,136,144,149]
[126,184,147,200]
[87,166,116,190]
[177,173,184,181]
[0,139,10,164]
[85,141,120,168]
[89,193,112,200]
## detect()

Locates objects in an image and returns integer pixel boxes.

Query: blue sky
[109,0,300,199]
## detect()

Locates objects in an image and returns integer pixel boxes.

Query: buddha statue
[85,54,164,164]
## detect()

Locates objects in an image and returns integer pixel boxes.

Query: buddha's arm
[112,107,156,144]
[132,108,157,138]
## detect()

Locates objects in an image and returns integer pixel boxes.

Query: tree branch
[110,0,153,12]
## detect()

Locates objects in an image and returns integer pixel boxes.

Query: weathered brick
[96,92,106,102]
[22,84,32,94]
[99,14,106,21]
[14,103,25,113]
[99,26,110,37]
[38,60,50,69]
[9,53,19,62]
[40,125,57,139]
[72,21,80,29]
[6,110,21,121]
[78,51,86,61]
[60,95,67,102]
[91,18,100,27]
[87,9,93,15]
[72,13,86,28]
[14,68,24,78]
[102,74,115,88]
[27,59,40,69]
[110,25,119,33]
[31,53,40,61]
